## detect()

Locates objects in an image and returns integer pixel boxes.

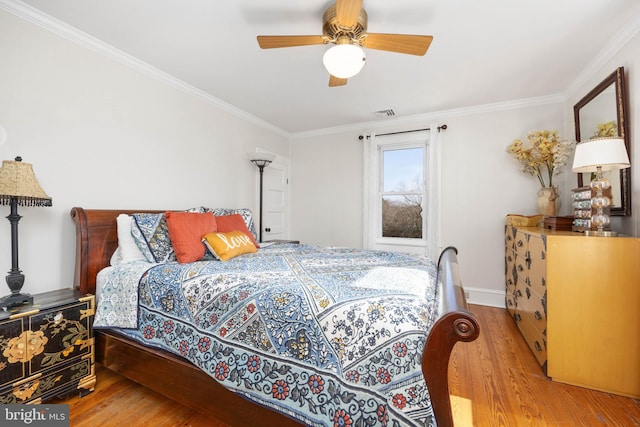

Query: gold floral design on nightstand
[2,331,48,363]
[1,310,90,367]
[13,380,40,401]
[39,311,90,368]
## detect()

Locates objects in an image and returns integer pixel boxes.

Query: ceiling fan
[257,0,433,87]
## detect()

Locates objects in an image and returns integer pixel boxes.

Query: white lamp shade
[323,44,366,79]
[248,152,276,163]
[572,137,630,173]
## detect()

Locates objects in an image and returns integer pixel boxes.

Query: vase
[537,186,558,216]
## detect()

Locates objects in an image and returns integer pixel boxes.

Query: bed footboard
[424,246,480,427]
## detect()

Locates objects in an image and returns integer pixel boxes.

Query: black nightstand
[0,289,95,403]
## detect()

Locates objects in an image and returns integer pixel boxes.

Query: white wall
[0,10,289,295]
[291,100,566,307]
[290,131,364,248]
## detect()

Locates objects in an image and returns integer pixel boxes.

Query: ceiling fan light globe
[323,44,366,79]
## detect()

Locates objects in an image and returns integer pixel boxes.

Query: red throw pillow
[165,211,218,263]
[215,214,260,248]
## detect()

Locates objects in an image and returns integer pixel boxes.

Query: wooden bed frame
[71,207,479,427]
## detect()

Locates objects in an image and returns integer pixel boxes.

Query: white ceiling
[11,0,640,134]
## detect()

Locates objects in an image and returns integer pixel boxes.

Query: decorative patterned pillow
[131,213,176,263]
[115,214,148,264]
[202,231,257,261]
[165,211,218,264]
[201,207,258,242]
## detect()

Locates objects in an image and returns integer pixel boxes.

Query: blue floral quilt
[97,244,440,426]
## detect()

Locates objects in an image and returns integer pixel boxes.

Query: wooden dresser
[505,225,640,398]
[0,289,95,403]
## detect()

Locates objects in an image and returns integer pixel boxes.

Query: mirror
[574,66,631,216]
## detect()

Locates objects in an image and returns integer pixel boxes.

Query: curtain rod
[358,124,447,140]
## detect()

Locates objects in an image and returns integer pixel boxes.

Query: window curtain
[362,132,375,249]
[426,124,442,259]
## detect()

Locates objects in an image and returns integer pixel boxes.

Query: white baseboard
[464,286,505,308]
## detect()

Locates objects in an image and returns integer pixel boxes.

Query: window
[364,133,429,253]
[381,147,424,239]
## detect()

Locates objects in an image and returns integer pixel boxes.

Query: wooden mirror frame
[574,66,631,216]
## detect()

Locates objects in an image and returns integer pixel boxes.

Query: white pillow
[116,214,148,263]
[109,247,123,266]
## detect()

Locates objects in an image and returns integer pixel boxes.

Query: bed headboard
[70,207,163,295]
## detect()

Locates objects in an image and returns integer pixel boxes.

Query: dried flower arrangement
[506,130,573,187]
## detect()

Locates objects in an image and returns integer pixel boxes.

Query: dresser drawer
[505,291,517,317]
[29,300,93,375]
[515,313,547,368]
[506,254,517,301]
[505,226,516,250]
[0,357,93,404]
[515,287,546,336]
[527,235,547,297]
[514,230,529,256]
[513,253,528,289]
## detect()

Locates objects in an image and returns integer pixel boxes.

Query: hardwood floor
[52,364,230,427]
[52,305,640,426]
[449,305,640,426]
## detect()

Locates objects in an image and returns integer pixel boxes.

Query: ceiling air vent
[374,109,395,119]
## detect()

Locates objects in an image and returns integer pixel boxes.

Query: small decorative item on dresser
[543,216,574,231]
[537,186,558,217]
[0,289,95,404]
[506,214,544,227]
[571,186,613,232]
[506,130,573,216]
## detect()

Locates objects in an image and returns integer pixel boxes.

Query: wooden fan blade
[329,75,347,87]
[257,35,325,49]
[363,33,433,56]
[336,0,363,27]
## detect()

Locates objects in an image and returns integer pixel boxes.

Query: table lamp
[571,137,630,236]
[0,157,52,309]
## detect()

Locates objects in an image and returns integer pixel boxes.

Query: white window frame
[365,132,429,253]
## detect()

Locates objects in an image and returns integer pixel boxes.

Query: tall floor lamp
[249,152,276,243]
[0,157,52,309]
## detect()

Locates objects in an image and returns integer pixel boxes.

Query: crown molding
[0,0,289,138]
[5,0,629,140]
[291,94,566,139]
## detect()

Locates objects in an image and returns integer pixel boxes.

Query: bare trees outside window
[380,147,424,239]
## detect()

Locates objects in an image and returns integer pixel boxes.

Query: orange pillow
[215,214,260,248]
[202,231,257,261]
[165,211,218,263]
